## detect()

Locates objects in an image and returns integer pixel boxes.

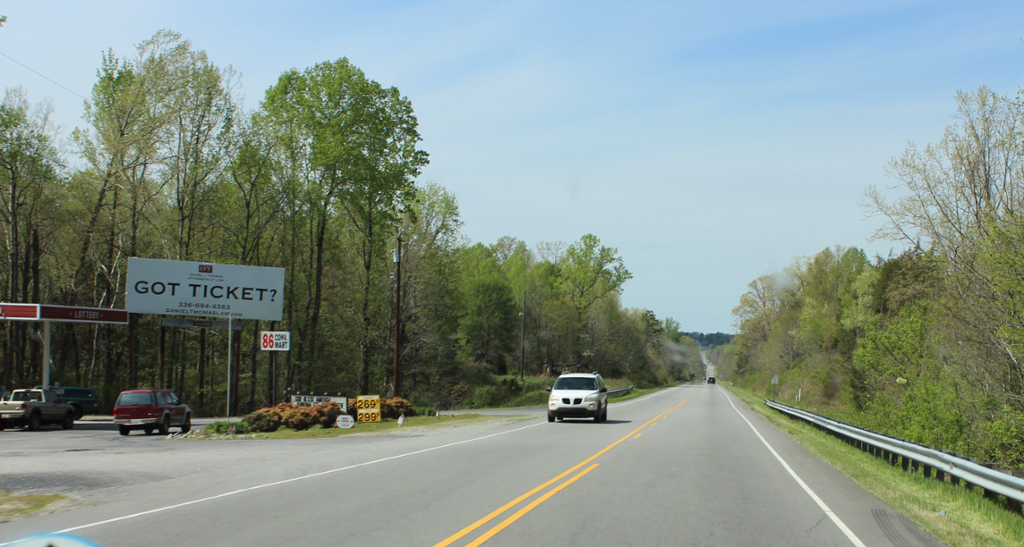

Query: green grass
[726,385,1024,547]
[0,490,67,523]
[191,413,533,440]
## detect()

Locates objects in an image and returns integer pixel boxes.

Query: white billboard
[126,258,285,321]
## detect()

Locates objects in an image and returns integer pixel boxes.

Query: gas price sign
[261,331,290,351]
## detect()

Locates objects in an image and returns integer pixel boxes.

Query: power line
[0,49,87,101]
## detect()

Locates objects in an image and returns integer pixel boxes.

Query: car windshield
[11,391,42,402]
[553,377,598,391]
[117,392,153,406]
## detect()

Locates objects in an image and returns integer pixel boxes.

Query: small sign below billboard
[261,331,290,351]
[288,392,347,412]
[164,317,243,331]
[336,415,355,429]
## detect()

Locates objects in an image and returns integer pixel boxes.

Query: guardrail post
[922,464,933,479]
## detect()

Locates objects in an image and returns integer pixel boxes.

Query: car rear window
[117,392,154,406]
[11,391,42,402]
[553,377,598,391]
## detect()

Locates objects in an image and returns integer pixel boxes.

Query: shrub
[312,402,343,427]
[380,397,413,419]
[242,402,342,431]
[244,410,282,432]
[203,420,252,434]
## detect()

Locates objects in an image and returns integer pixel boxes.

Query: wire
[0,49,87,101]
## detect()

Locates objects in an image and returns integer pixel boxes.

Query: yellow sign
[357,409,381,423]
[356,395,381,423]
[356,395,380,410]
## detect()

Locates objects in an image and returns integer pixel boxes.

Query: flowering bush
[243,401,343,431]
[381,397,413,419]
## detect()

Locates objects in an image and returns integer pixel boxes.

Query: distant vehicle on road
[114,389,191,436]
[0,389,75,431]
[34,385,99,419]
[547,372,608,423]
[707,376,716,384]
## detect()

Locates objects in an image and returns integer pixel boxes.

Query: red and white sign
[336,415,355,429]
[0,303,128,324]
[771,375,779,385]
[260,331,290,351]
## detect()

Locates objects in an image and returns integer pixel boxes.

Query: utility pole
[519,290,526,383]
[392,236,402,397]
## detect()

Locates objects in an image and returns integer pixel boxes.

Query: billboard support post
[227,317,233,418]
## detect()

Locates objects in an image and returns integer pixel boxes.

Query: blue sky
[1,1,1022,333]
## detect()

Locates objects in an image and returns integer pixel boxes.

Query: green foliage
[0,30,674,432]
[243,402,341,432]
[204,421,253,434]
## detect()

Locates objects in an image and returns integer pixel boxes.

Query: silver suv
[547,372,608,422]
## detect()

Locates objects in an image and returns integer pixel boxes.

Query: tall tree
[263,58,427,395]
[0,88,62,384]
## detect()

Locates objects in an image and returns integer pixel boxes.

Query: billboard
[126,258,285,321]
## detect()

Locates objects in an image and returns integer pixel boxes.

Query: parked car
[547,372,608,423]
[34,385,99,419]
[0,389,75,431]
[113,389,191,436]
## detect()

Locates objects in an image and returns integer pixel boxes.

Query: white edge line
[721,389,867,547]
[0,421,547,545]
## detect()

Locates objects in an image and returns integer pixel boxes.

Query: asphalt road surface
[0,385,943,546]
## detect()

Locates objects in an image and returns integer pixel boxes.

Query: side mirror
[600,388,607,393]
[545,387,551,392]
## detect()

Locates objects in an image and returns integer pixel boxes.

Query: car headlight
[549,397,559,404]
[584,394,599,402]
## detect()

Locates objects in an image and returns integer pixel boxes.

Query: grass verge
[191,413,533,440]
[726,385,1024,547]
[0,490,67,523]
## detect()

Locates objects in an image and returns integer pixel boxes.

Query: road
[0,385,942,546]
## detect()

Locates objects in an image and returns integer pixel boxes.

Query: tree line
[720,87,1024,467]
[0,31,703,414]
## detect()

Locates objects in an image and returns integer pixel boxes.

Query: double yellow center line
[433,395,692,547]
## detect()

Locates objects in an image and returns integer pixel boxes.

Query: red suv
[113,389,191,436]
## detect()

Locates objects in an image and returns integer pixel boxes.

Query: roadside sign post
[771,374,779,401]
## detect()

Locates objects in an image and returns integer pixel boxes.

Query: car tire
[594,404,602,422]
[27,412,41,431]
[181,413,191,433]
[602,406,608,422]
[157,415,170,435]
[144,426,154,435]
[556,416,563,421]
[71,404,84,421]
[119,425,130,436]
[547,413,555,423]
[62,412,75,430]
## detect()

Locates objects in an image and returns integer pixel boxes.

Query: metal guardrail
[607,385,633,397]
[764,398,1024,512]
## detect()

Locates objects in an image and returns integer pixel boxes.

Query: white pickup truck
[0,389,75,431]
